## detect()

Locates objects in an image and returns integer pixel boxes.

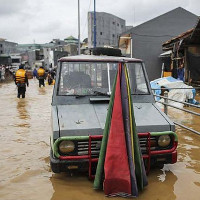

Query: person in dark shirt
[33,68,37,79]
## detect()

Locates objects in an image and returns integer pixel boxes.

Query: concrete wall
[43,48,52,69]
[63,44,78,56]
[130,7,198,81]
[27,51,36,68]
[88,12,126,48]
[0,41,17,54]
[0,43,3,54]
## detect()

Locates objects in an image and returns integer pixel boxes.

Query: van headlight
[158,135,171,147]
[59,141,75,154]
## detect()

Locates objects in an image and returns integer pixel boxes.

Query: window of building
[117,23,119,26]
[121,25,123,28]
[113,22,115,25]
[100,32,103,35]
[0,50,3,53]
[112,34,115,37]
[0,44,2,47]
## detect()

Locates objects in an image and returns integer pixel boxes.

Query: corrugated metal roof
[190,17,200,44]
[0,38,6,42]
[162,17,200,47]
[162,29,193,47]
[159,50,172,57]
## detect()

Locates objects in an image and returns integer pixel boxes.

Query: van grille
[77,140,102,158]
[139,136,157,154]
[76,136,157,157]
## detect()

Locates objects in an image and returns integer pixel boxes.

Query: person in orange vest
[15,64,29,98]
[37,66,46,87]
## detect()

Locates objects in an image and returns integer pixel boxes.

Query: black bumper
[150,150,177,166]
[50,149,177,173]
[50,150,89,173]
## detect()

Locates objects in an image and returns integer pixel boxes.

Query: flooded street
[0,80,200,200]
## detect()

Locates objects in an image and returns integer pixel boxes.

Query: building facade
[88,12,126,48]
[0,39,17,54]
[162,18,200,83]
[17,36,77,69]
[119,7,198,81]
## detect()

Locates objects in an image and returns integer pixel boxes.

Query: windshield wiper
[93,90,110,96]
[75,95,86,98]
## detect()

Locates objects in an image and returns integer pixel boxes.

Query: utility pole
[93,0,96,48]
[78,0,81,55]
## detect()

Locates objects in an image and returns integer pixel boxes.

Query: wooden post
[184,48,188,82]
[164,91,168,115]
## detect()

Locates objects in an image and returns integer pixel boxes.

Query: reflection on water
[16,99,30,120]
[0,80,200,200]
[38,87,47,95]
[50,174,92,200]
[138,169,177,200]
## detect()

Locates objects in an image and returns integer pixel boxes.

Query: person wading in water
[37,66,46,87]
[15,64,29,98]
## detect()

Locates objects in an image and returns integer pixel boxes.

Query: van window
[126,63,149,94]
[58,62,118,96]
[58,62,149,96]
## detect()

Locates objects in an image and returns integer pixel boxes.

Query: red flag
[104,64,131,196]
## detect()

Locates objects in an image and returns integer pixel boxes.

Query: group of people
[14,65,56,98]
[0,64,13,81]
[0,65,6,81]
[33,67,56,86]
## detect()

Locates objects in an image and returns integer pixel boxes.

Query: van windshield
[58,62,149,96]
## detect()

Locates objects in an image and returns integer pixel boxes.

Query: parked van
[50,55,178,176]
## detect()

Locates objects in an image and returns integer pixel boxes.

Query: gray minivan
[50,55,178,177]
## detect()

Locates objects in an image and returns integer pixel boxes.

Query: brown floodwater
[0,80,200,200]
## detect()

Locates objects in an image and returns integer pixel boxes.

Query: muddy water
[0,80,200,200]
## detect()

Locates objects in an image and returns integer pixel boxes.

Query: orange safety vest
[15,69,26,84]
[37,68,45,77]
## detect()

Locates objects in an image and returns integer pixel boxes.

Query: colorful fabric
[104,63,132,196]
[94,63,148,197]
[121,65,138,196]
[126,66,148,191]
[93,68,117,190]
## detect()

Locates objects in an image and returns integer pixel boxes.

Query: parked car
[50,55,178,176]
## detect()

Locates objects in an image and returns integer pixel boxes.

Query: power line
[130,31,176,38]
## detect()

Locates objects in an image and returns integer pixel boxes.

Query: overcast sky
[0,0,199,44]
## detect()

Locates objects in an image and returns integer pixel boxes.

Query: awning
[159,50,172,58]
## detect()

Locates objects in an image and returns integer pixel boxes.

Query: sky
[0,0,200,44]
